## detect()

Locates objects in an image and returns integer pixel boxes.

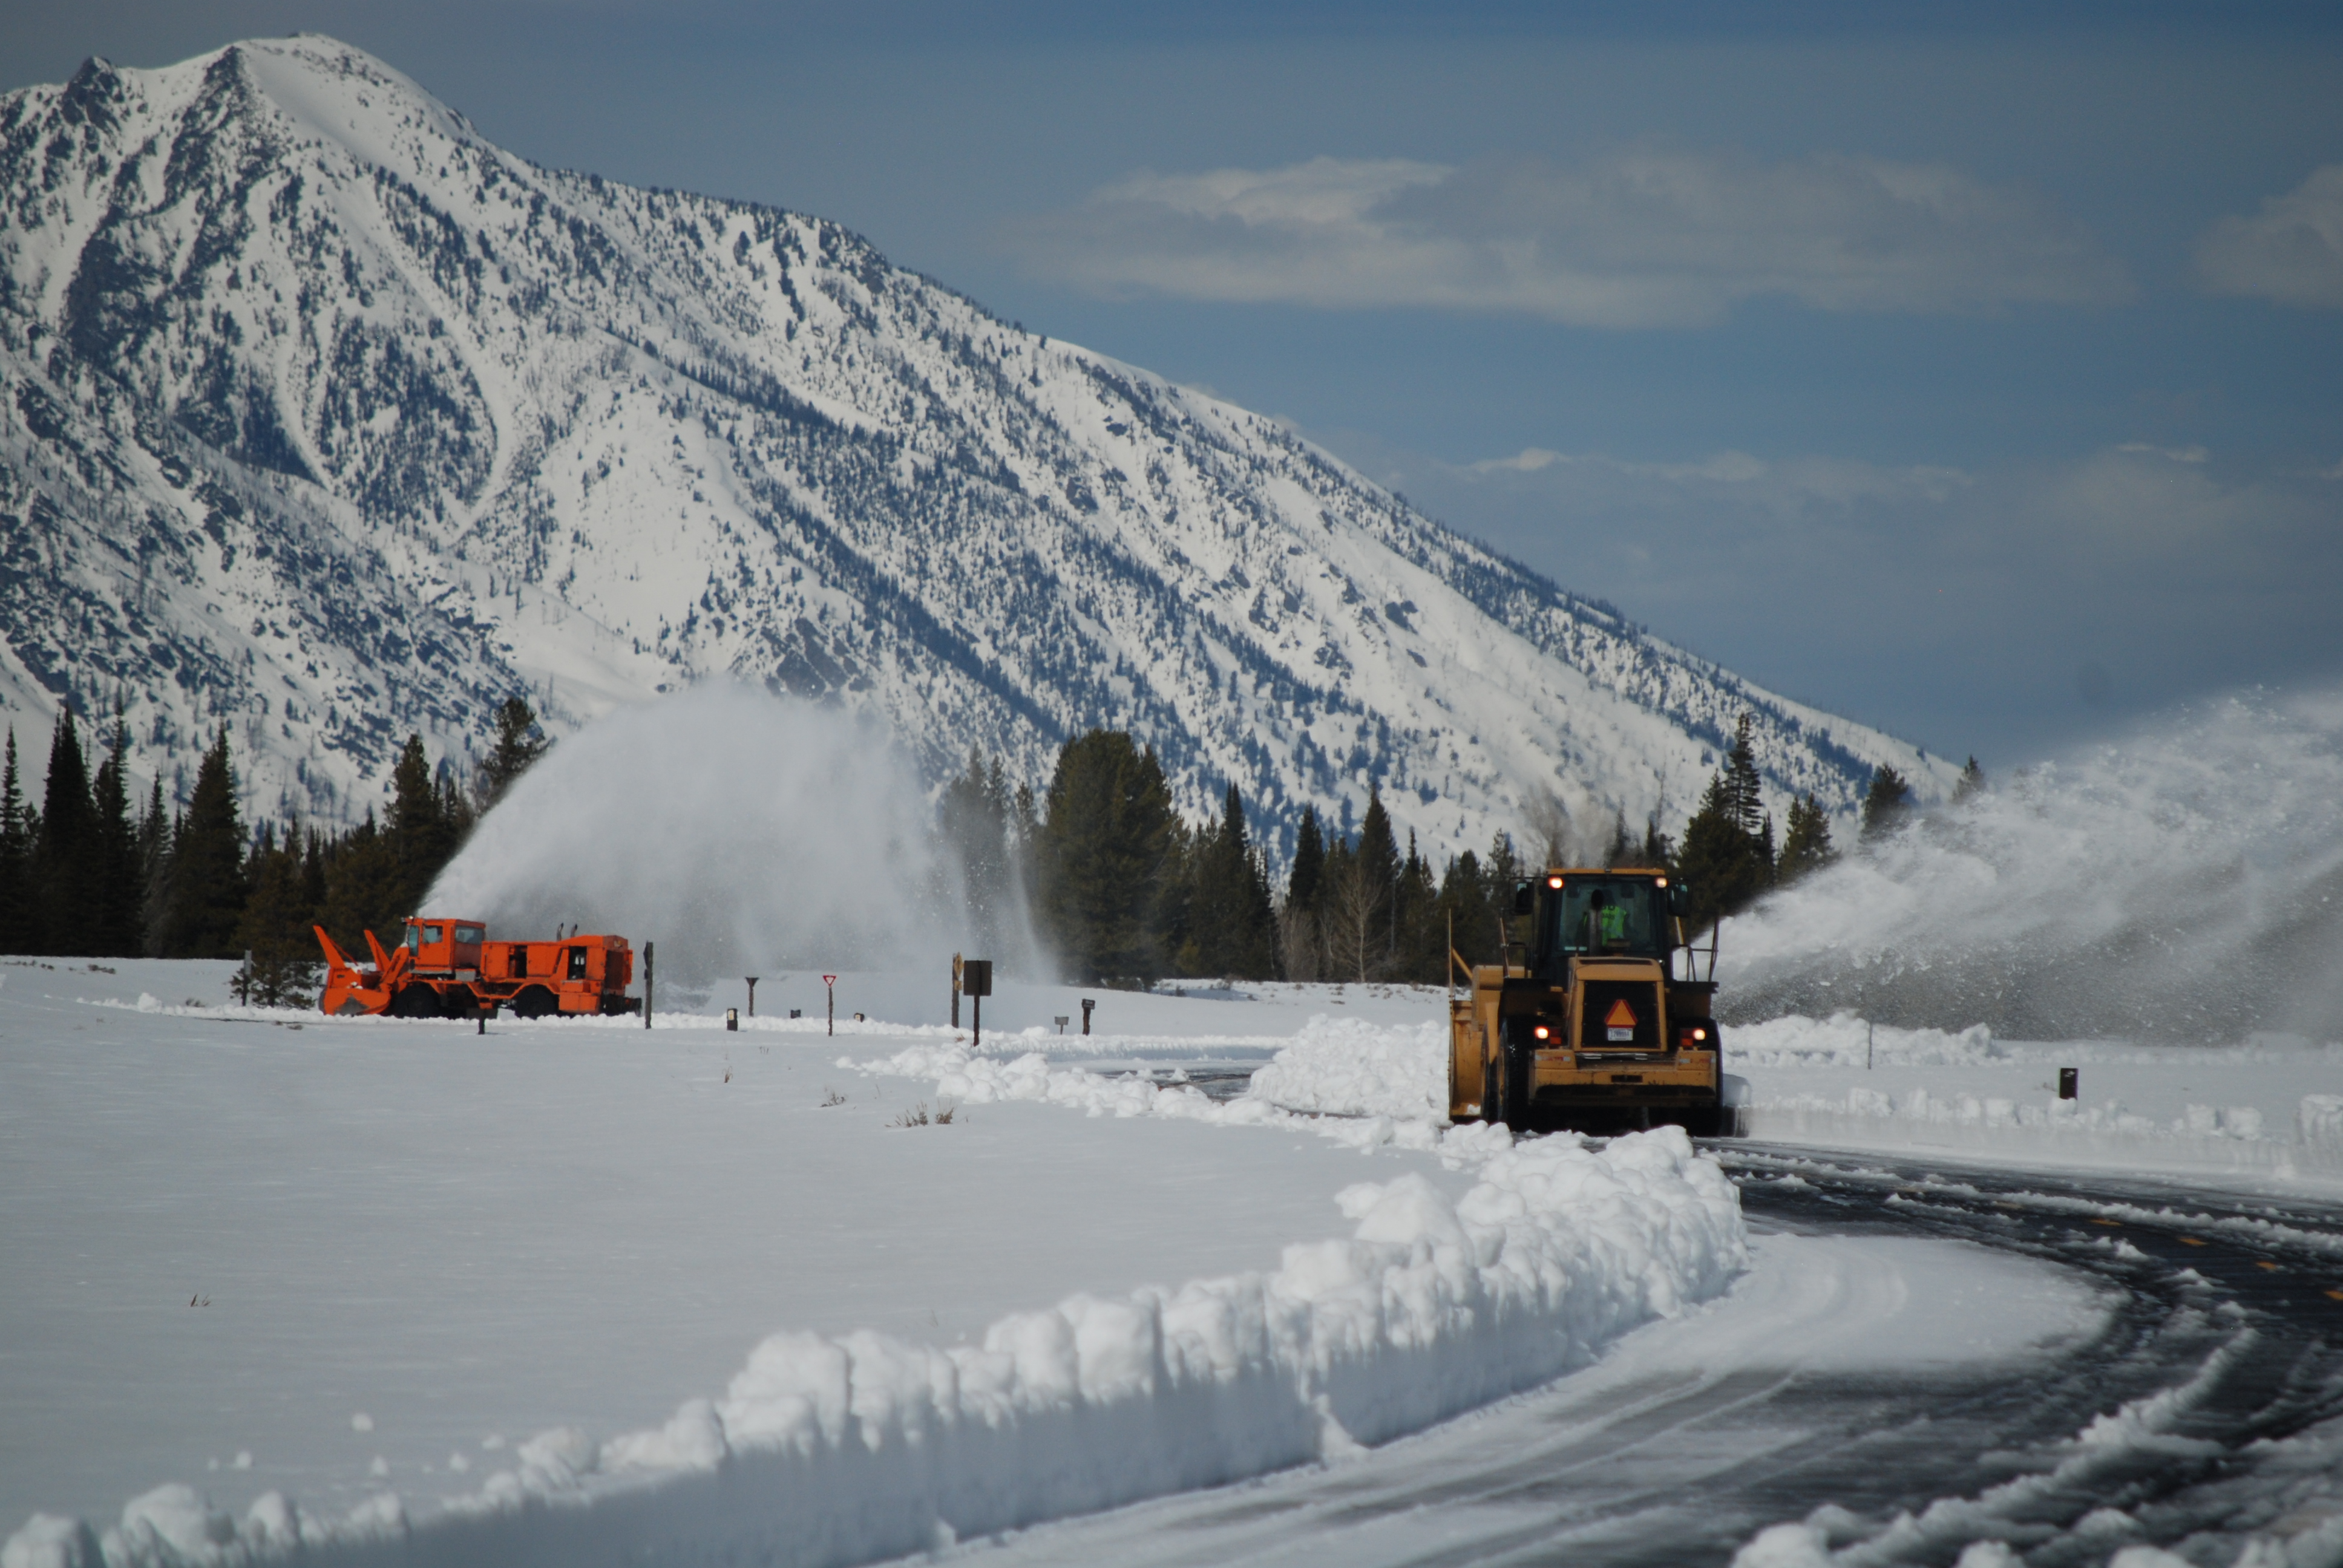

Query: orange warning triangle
[1604,998,1637,1029]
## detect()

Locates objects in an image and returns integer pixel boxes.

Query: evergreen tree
[160,726,247,958]
[1776,792,1838,884]
[1951,756,1987,805]
[1676,767,1773,930]
[136,778,171,957]
[1860,765,1915,843]
[234,821,322,1007]
[1279,805,1328,981]
[1355,785,1400,964]
[1393,831,1441,982]
[1723,713,1765,835]
[89,708,140,956]
[387,734,456,918]
[320,809,402,957]
[0,728,32,953]
[1035,730,1178,983]
[474,696,552,811]
[1286,805,1325,918]
[1178,783,1277,979]
[31,708,98,953]
[1432,848,1496,973]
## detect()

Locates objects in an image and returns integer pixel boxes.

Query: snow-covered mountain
[0,35,1956,861]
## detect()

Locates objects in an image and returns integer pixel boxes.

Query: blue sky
[7,2,2339,764]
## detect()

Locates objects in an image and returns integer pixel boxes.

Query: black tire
[1482,1051,1504,1127]
[511,986,559,1020]
[1496,1030,1531,1135]
[1677,1104,1730,1138]
[388,984,444,1019]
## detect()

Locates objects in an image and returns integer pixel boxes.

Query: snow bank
[1729,1012,2002,1068]
[1245,1014,1447,1120]
[845,1034,1446,1155]
[1734,1014,2343,1181]
[11,1129,1745,1568]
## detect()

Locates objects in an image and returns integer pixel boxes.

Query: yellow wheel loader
[1448,868,1730,1135]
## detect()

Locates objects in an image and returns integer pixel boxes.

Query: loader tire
[512,985,559,1020]
[1490,1036,1530,1135]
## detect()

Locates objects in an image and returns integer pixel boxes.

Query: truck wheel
[1482,1053,1504,1126]
[512,986,559,1020]
[388,984,443,1018]
[1496,1040,1530,1135]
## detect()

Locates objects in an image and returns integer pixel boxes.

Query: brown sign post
[962,959,992,1049]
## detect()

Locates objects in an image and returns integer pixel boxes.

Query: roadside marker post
[824,974,837,1037]
[962,960,992,1050]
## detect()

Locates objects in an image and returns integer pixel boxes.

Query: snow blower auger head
[315,919,642,1020]
[1447,869,1729,1137]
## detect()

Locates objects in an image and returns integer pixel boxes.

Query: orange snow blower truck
[315,918,641,1019]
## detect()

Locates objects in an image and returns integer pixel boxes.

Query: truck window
[454,925,485,946]
[566,946,588,981]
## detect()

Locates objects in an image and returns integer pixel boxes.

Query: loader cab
[404,917,485,976]
[1523,874,1677,979]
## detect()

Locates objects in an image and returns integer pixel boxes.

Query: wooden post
[644,941,654,1030]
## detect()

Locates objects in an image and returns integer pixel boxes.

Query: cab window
[454,924,485,946]
[1544,880,1670,961]
[565,946,589,981]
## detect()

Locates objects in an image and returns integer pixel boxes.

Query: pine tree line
[0,699,554,1004]
[943,729,1543,988]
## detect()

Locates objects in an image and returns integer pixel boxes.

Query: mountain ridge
[0,34,1958,864]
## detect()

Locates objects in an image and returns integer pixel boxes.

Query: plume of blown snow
[427,685,1027,985]
[1717,687,2343,1044]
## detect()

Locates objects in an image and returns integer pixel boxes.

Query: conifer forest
[1,691,1939,999]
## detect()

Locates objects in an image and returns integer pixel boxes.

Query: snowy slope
[0,36,1956,853]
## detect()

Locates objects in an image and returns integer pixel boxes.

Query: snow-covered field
[2,959,1735,1566]
[11,947,2335,1567]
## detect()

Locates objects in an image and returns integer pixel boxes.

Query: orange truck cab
[315,918,641,1020]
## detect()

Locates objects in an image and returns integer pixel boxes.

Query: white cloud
[1015,148,2133,327]
[1461,445,1970,513]
[2195,165,2343,309]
